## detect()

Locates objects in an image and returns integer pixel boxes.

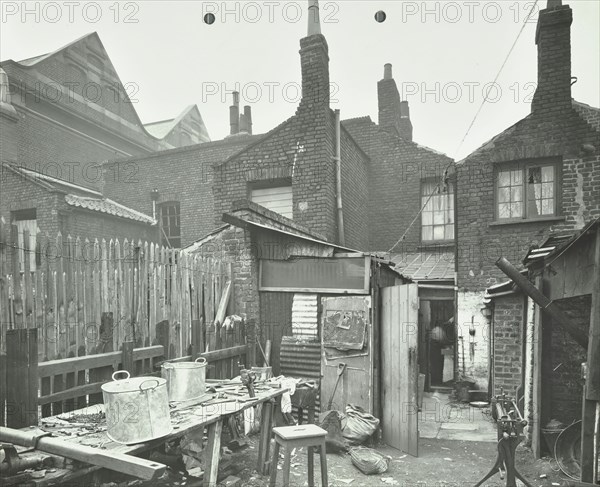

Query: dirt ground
[101,435,572,487]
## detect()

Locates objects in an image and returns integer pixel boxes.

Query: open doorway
[419,299,455,391]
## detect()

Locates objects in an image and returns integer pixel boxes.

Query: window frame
[420,177,455,244]
[494,159,561,223]
[248,177,293,219]
[158,201,181,249]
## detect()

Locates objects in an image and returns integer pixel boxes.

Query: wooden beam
[580,380,596,483]
[586,224,600,400]
[215,280,231,326]
[495,257,588,348]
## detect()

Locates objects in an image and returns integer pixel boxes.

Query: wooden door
[381,284,419,456]
[321,296,373,413]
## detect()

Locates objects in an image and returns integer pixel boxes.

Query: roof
[523,218,600,267]
[65,195,156,224]
[390,251,455,281]
[4,163,156,225]
[572,100,600,132]
[222,212,360,253]
[144,105,210,142]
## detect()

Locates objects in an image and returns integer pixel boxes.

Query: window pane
[542,182,553,198]
[446,224,455,240]
[511,186,522,202]
[541,199,553,215]
[528,167,541,184]
[542,166,554,182]
[433,226,444,240]
[422,211,432,225]
[499,203,510,218]
[498,171,510,187]
[512,170,523,185]
[422,226,432,241]
[433,211,444,225]
[511,202,522,217]
[498,187,510,203]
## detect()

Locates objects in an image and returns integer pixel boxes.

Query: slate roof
[4,163,156,225]
[64,194,156,224]
[391,251,455,281]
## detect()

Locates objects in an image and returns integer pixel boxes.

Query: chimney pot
[383,63,393,80]
[400,100,410,118]
[307,0,321,36]
[547,0,561,8]
[232,91,240,107]
[244,105,253,135]
[239,113,249,134]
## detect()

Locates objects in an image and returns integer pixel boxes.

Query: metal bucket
[161,357,208,402]
[101,371,173,445]
[251,366,272,381]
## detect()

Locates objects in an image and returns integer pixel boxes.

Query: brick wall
[456,110,600,293]
[102,136,256,248]
[343,117,454,254]
[492,293,526,397]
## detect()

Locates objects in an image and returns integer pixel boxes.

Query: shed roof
[390,251,455,281]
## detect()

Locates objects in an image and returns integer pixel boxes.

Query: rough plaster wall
[456,291,490,390]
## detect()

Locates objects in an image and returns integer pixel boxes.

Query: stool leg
[319,440,328,487]
[269,441,280,487]
[282,448,292,487]
[308,446,314,487]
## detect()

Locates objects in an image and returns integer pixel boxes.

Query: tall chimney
[299,0,329,111]
[532,1,572,113]
[229,91,240,135]
[307,0,321,36]
[239,113,249,134]
[244,105,252,135]
[377,64,412,141]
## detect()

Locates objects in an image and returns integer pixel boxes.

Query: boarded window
[259,257,369,294]
[251,186,293,219]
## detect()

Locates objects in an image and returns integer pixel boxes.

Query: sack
[342,404,380,445]
[349,446,390,475]
[318,410,348,453]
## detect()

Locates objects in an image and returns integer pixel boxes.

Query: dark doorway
[419,299,455,390]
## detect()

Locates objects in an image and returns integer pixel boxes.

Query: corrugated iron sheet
[280,337,322,419]
[292,294,318,339]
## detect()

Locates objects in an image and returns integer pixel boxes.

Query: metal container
[101,371,172,445]
[161,357,208,402]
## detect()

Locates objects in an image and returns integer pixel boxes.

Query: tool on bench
[474,388,533,487]
[238,362,256,398]
[0,443,52,476]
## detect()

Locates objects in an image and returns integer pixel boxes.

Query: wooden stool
[269,424,328,487]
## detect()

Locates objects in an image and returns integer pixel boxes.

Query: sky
[1,0,599,160]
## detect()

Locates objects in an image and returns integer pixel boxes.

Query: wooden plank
[11,225,23,329]
[22,229,32,328]
[39,382,104,406]
[580,381,596,483]
[122,341,134,375]
[0,354,6,426]
[586,225,600,401]
[532,290,543,459]
[6,329,38,428]
[203,419,223,487]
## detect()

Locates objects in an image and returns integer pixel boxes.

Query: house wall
[491,293,526,397]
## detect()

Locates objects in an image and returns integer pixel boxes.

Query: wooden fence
[0,222,234,360]
[0,223,249,427]
[2,328,250,428]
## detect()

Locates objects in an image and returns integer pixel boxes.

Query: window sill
[489,216,565,226]
[418,241,455,250]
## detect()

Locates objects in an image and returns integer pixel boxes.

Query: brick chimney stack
[532,0,573,113]
[229,91,240,135]
[299,0,330,111]
[244,105,252,135]
[378,64,413,141]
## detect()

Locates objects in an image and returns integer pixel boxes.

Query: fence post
[6,328,38,428]
[121,340,134,375]
[156,320,170,360]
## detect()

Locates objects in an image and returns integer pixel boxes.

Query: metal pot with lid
[161,357,208,402]
[101,371,173,445]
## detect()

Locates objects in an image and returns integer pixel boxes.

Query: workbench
[3,383,286,487]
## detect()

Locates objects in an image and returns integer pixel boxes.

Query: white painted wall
[456,291,491,391]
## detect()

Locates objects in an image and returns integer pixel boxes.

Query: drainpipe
[334,109,345,246]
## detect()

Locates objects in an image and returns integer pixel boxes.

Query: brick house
[0,32,210,265]
[98,1,456,388]
[456,0,600,394]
